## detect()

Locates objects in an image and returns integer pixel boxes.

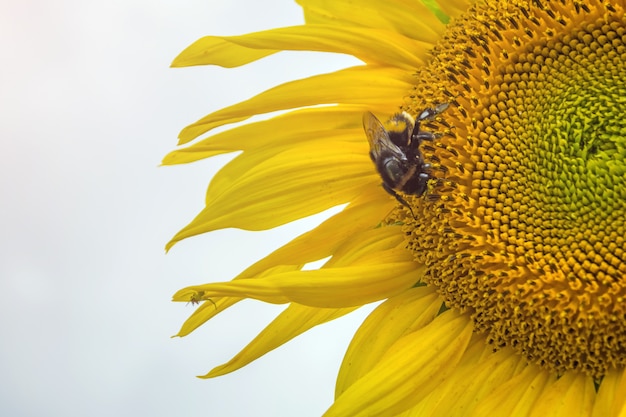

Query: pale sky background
[0,1,378,416]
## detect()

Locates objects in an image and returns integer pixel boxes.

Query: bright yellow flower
[166,0,626,415]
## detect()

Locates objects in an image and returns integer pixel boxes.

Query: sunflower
[166,0,626,415]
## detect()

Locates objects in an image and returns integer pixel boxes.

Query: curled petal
[175,227,421,308]
[174,25,430,70]
[176,255,420,308]
[171,37,275,68]
[173,265,301,337]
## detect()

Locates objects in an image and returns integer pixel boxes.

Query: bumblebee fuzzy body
[363,103,449,214]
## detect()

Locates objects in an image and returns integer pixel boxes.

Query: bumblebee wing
[363,112,405,161]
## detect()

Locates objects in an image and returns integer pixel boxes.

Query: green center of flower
[400,0,626,377]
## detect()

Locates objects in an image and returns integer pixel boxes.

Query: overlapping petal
[175,227,422,308]
[173,25,430,70]
[173,191,394,336]
[297,0,446,42]
[597,369,626,417]
[163,106,365,164]
[529,372,596,417]
[469,366,554,417]
[173,244,421,308]
[324,310,473,417]
[173,265,301,337]
[182,211,417,376]
[233,190,395,279]
[166,141,375,249]
[335,286,442,395]
[435,0,473,18]
[405,344,524,416]
[177,66,414,144]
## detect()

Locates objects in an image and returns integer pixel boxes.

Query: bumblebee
[363,103,449,215]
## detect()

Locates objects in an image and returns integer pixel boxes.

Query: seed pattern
[401,0,626,377]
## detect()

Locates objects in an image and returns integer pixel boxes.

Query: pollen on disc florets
[398,0,626,378]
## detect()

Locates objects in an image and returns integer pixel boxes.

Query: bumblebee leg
[382,182,416,218]
[416,102,450,122]
[412,131,436,143]
[411,102,450,146]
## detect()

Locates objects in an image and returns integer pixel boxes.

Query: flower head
[166,0,626,415]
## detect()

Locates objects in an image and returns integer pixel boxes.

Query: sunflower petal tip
[165,239,178,253]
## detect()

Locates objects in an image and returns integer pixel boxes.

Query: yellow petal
[173,193,395,336]
[436,0,472,18]
[172,36,276,68]
[235,190,395,280]
[166,142,374,249]
[324,310,473,417]
[469,365,555,417]
[410,344,524,417]
[529,372,595,417]
[208,135,368,200]
[201,303,355,378]
[162,106,365,165]
[173,298,238,338]
[617,368,626,417]
[178,255,419,307]
[173,264,301,337]
[176,227,420,307]
[296,0,445,43]
[613,367,626,417]
[335,286,441,395]
[174,25,429,70]
[177,65,414,144]
[592,369,621,417]
[324,223,406,266]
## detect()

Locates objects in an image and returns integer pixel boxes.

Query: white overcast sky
[0,1,376,416]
